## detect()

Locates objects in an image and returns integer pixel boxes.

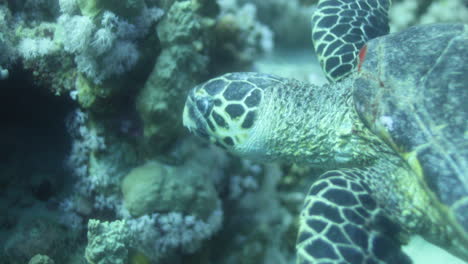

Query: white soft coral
[58,14,95,53]
[91,28,116,55]
[18,37,58,60]
[56,8,162,84]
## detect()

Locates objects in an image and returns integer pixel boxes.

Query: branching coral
[85,205,223,264]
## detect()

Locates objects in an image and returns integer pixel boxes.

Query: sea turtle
[182,0,468,263]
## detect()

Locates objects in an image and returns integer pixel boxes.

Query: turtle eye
[196,98,213,118]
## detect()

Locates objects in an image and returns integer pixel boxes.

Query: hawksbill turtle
[182,0,468,263]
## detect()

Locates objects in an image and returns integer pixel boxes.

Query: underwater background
[0,0,467,263]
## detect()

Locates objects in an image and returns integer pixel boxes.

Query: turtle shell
[352,23,468,233]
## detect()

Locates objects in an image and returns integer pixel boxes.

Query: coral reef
[136,0,272,153]
[2,0,266,262]
[121,161,220,219]
[81,139,228,263]
[3,214,75,263]
[4,0,465,264]
[85,220,129,264]
[235,0,315,48]
[0,5,17,80]
[135,0,213,152]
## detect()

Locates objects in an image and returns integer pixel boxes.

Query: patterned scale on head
[183,0,468,263]
[183,73,263,147]
[184,72,294,160]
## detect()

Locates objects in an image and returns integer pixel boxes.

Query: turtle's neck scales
[253,76,391,169]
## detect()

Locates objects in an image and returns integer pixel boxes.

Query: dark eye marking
[196,98,213,117]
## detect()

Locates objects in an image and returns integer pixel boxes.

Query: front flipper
[297,170,411,264]
[311,0,391,82]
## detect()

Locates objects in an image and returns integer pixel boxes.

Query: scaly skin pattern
[183,72,447,263]
[311,0,468,261]
[184,72,384,167]
[312,0,390,82]
[354,23,468,260]
[183,0,468,262]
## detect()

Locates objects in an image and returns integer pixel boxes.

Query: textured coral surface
[0,0,466,263]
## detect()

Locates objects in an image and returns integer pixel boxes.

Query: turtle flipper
[297,170,412,264]
[311,0,391,82]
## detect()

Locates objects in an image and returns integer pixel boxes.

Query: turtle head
[183,73,267,157]
[184,72,359,165]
